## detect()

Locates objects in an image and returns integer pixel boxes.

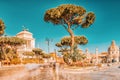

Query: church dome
[17,30,32,35]
[108,40,119,51]
[16,29,33,39]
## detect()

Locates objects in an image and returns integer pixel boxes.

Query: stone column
[0,61,2,68]
[95,48,99,64]
[119,47,120,62]
[55,63,59,80]
[85,48,90,63]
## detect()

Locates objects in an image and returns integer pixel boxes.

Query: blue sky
[0,0,120,53]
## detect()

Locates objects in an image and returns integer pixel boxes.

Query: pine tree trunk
[1,46,9,61]
[67,28,74,54]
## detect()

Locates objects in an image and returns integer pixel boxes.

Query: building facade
[108,40,119,62]
[16,29,35,53]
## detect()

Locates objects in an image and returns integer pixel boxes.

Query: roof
[108,40,119,51]
[16,30,32,36]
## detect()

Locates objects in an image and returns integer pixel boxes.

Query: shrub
[11,58,21,64]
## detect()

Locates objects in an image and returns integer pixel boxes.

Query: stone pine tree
[0,37,26,61]
[0,19,5,36]
[32,48,43,58]
[56,36,88,53]
[44,4,95,54]
[0,19,5,61]
[56,36,88,64]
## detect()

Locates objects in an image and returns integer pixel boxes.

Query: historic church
[83,40,120,63]
[108,40,120,62]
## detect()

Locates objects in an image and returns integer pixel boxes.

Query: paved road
[59,65,120,80]
[0,64,120,80]
[0,65,55,80]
